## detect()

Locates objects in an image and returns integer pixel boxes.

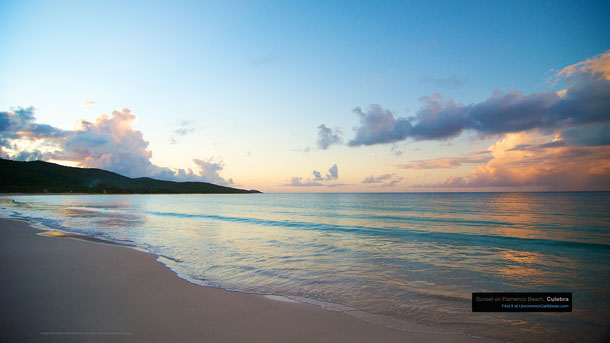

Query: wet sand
[0,218,492,342]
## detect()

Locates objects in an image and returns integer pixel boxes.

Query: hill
[0,158,260,194]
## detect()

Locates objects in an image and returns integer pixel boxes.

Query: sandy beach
[0,217,494,343]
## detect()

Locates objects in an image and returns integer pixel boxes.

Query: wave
[149,210,610,252]
[293,210,521,227]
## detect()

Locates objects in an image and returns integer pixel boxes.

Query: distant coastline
[0,158,261,194]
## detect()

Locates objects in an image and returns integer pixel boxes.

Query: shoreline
[0,217,495,342]
[3,191,609,196]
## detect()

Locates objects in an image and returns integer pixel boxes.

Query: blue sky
[1,1,609,191]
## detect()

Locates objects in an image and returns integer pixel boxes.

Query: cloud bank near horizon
[0,108,234,186]
[309,50,610,190]
[282,164,341,187]
[402,51,610,190]
[414,132,610,190]
[361,174,404,187]
[399,156,492,169]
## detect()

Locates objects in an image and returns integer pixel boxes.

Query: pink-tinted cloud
[192,159,234,185]
[53,109,154,177]
[399,156,491,169]
[362,173,403,187]
[362,174,394,183]
[419,133,610,190]
[557,50,610,81]
[0,107,235,185]
[282,164,340,187]
[281,177,323,187]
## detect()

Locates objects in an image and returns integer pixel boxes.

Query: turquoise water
[1,193,609,342]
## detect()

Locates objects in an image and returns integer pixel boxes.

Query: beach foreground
[0,218,490,343]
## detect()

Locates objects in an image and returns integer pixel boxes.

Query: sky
[1,0,609,192]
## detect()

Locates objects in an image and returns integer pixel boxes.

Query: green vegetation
[0,158,261,194]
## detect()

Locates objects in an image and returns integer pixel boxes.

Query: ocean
[1,192,609,342]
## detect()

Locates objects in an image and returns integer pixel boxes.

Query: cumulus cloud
[348,105,412,146]
[312,170,323,181]
[282,164,339,187]
[0,107,67,142]
[0,107,235,185]
[53,109,155,177]
[417,132,610,190]
[349,50,610,146]
[362,174,403,187]
[420,75,465,89]
[316,124,342,149]
[312,164,338,181]
[399,156,492,169]
[326,164,338,180]
[192,159,234,185]
[404,52,610,190]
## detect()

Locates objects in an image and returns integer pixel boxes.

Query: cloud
[0,107,236,185]
[281,177,323,187]
[362,174,393,183]
[11,150,55,162]
[362,173,403,187]
[349,50,610,146]
[399,155,492,169]
[348,105,412,146]
[0,107,67,141]
[312,164,338,181]
[170,120,196,144]
[192,159,234,186]
[383,177,404,187]
[420,75,465,89]
[53,109,155,178]
[316,124,342,149]
[559,124,610,146]
[417,132,610,190]
[556,50,610,80]
[326,164,338,180]
[326,183,349,188]
[463,149,492,156]
[282,164,339,187]
[82,101,96,106]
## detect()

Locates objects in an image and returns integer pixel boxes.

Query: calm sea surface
[1,193,609,342]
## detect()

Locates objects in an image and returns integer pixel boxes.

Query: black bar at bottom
[472,292,572,312]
